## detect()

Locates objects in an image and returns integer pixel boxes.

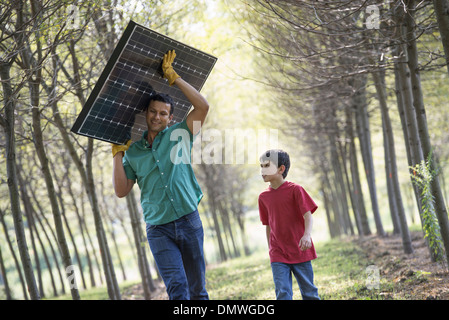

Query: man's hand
[112,140,132,158]
[299,233,312,251]
[162,50,180,86]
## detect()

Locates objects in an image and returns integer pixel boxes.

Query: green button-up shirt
[123,120,203,225]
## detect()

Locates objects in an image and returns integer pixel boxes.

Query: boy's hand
[299,233,312,251]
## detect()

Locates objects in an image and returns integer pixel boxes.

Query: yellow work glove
[112,140,132,158]
[162,50,180,86]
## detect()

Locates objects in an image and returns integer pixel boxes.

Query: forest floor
[121,231,449,300]
[356,231,449,300]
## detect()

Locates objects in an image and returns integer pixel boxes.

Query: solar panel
[71,20,217,145]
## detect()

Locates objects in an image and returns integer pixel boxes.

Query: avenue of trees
[239,0,449,263]
[1,0,449,300]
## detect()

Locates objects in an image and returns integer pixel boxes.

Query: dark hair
[260,149,290,178]
[148,93,174,115]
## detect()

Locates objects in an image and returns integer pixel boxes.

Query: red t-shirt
[258,181,318,264]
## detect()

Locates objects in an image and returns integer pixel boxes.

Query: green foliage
[410,153,445,262]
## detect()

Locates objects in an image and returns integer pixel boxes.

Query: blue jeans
[146,209,208,300]
[271,261,320,300]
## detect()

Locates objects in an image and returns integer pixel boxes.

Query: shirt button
[165,185,168,188]
[161,172,164,175]
[171,199,173,201]
[157,160,159,162]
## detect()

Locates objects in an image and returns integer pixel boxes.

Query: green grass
[206,238,383,300]
[47,237,394,300]
[45,280,140,300]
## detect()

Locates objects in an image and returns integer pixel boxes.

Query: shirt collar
[141,126,169,148]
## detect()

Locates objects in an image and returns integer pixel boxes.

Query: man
[112,50,209,300]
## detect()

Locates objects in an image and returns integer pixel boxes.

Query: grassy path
[50,232,449,300]
[206,238,372,300]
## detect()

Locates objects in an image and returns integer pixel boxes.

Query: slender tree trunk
[0,62,40,300]
[1,210,26,300]
[201,164,227,261]
[372,66,413,253]
[17,167,58,297]
[28,184,66,294]
[65,163,97,288]
[20,175,44,297]
[0,241,13,300]
[346,106,371,236]
[50,46,121,298]
[127,189,153,299]
[85,139,121,300]
[31,88,80,299]
[31,208,65,295]
[330,135,354,235]
[383,118,401,235]
[353,76,386,236]
[393,31,440,260]
[405,0,449,265]
[433,0,449,75]
[80,192,104,286]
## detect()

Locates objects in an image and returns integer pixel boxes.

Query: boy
[258,149,320,300]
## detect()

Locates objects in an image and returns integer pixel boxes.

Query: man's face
[146,100,173,133]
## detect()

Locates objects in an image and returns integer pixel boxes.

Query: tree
[432,0,449,75]
[241,0,448,262]
[402,0,449,263]
[0,1,40,298]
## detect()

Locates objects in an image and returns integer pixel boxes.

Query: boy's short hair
[260,149,290,178]
[148,93,175,115]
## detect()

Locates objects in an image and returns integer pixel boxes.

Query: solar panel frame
[71,20,217,145]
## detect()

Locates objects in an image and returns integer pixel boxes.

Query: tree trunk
[346,105,371,236]
[330,134,354,235]
[433,0,449,74]
[0,210,25,300]
[383,118,401,235]
[17,167,57,297]
[65,162,97,288]
[27,183,67,295]
[86,139,121,300]
[393,24,440,260]
[127,189,154,299]
[405,0,449,266]
[353,76,386,236]
[372,66,413,253]
[0,62,40,300]
[31,85,80,299]
[48,49,121,299]
[0,241,13,300]
[201,164,227,261]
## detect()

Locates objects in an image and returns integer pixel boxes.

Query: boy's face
[260,160,281,182]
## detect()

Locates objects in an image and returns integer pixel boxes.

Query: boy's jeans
[271,261,320,300]
[146,209,209,300]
